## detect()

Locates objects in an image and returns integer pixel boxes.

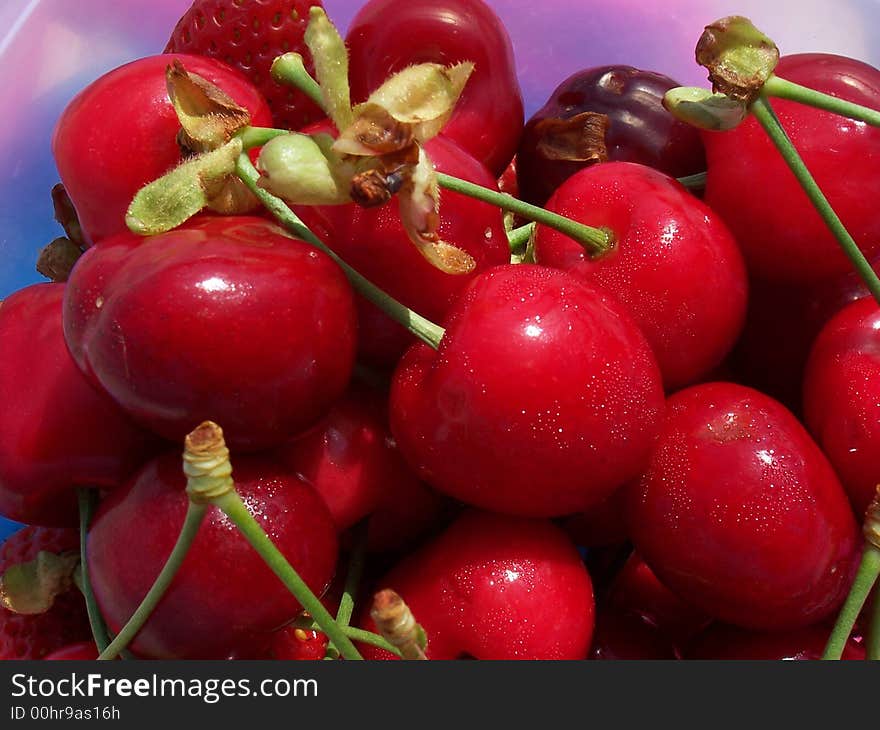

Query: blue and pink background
[0,0,878,540]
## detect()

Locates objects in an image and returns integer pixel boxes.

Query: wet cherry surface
[390,264,665,517]
[536,162,747,390]
[0,284,156,526]
[625,382,859,630]
[63,216,357,451]
[703,53,880,282]
[358,510,594,659]
[88,451,338,659]
[803,297,880,515]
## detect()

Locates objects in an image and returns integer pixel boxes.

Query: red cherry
[52,54,273,246]
[63,216,357,451]
[589,610,678,660]
[535,162,748,390]
[0,527,92,660]
[685,623,865,660]
[606,552,712,648]
[728,269,875,414]
[518,66,706,206]
[0,284,156,526]
[260,627,329,661]
[298,128,509,368]
[703,54,880,283]
[345,0,523,176]
[88,451,338,659]
[625,382,859,630]
[358,510,595,660]
[275,384,446,553]
[803,297,880,515]
[44,642,100,661]
[390,264,665,517]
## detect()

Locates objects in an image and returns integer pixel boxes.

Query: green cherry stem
[867,584,880,660]
[750,96,880,306]
[336,520,368,629]
[235,153,445,350]
[323,519,368,659]
[762,74,880,129]
[435,173,613,256]
[271,53,325,109]
[822,545,880,660]
[235,126,288,150]
[267,57,614,255]
[292,616,403,657]
[97,501,208,661]
[213,490,363,661]
[77,488,111,654]
[676,171,707,190]
[507,222,535,254]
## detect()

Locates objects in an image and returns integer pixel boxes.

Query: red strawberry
[165,0,324,131]
[0,527,92,660]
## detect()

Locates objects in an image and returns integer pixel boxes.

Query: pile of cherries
[2,0,880,662]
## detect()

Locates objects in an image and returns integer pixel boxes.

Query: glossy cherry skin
[345,0,523,176]
[298,128,509,367]
[625,382,859,631]
[803,298,880,515]
[518,66,706,205]
[88,451,338,659]
[52,54,272,246]
[44,642,100,661]
[684,623,865,660]
[391,264,665,517]
[275,384,446,553]
[63,216,357,452]
[536,162,747,390]
[0,284,157,526]
[703,54,880,283]
[358,510,595,660]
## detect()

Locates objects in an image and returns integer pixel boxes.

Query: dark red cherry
[44,642,100,661]
[535,162,747,390]
[589,610,678,660]
[88,451,338,659]
[0,284,156,526]
[518,65,706,205]
[52,54,273,246]
[345,0,523,176]
[390,264,665,517]
[625,382,859,630]
[728,269,875,414]
[297,128,509,368]
[685,623,865,660]
[803,297,880,515]
[63,216,357,451]
[606,552,712,648]
[703,54,880,283]
[259,627,329,661]
[358,510,595,660]
[275,384,445,553]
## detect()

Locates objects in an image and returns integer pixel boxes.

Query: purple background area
[0,0,878,539]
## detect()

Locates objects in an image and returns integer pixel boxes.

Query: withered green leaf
[126,138,243,235]
[166,60,251,152]
[663,87,749,131]
[304,6,353,132]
